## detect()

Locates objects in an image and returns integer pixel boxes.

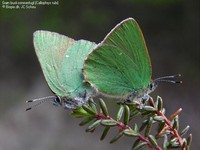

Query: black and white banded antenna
[26,96,56,111]
[153,74,182,84]
[149,74,182,93]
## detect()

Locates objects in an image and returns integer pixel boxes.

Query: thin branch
[95,112,162,150]
[156,108,183,147]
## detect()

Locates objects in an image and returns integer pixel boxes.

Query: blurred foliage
[1,0,186,54]
[129,0,182,6]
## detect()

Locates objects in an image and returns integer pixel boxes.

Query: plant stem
[95,113,162,150]
[156,110,183,147]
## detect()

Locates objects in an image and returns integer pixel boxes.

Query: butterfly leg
[78,90,89,103]
[136,94,150,109]
[63,100,77,110]
[142,94,150,104]
[126,93,150,109]
[63,90,90,110]
[126,91,142,105]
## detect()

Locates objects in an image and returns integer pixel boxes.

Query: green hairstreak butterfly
[83,18,181,102]
[26,30,96,110]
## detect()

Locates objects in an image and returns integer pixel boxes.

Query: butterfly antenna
[154,74,182,84]
[26,96,56,111]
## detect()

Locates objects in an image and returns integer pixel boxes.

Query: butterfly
[26,31,96,110]
[83,18,181,103]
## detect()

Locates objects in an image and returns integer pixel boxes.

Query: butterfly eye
[148,82,153,90]
[53,96,62,106]
[148,82,158,94]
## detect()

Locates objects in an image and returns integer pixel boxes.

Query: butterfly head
[148,81,158,94]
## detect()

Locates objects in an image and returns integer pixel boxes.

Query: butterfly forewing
[84,18,151,97]
[34,31,75,96]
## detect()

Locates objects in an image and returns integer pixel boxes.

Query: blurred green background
[0,0,199,149]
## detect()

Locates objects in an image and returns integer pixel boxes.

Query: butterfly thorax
[127,82,158,102]
[127,88,148,102]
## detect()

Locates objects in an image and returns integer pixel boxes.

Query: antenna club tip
[26,108,32,111]
[26,100,33,103]
[177,81,183,84]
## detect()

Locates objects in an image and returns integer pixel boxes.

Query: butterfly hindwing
[60,40,96,97]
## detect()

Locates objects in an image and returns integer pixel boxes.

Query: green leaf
[88,99,97,113]
[71,107,91,118]
[85,120,101,132]
[133,123,138,132]
[187,134,192,147]
[162,135,168,150]
[162,108,166,114]
[172,116,179,130]
[130,110,139,119]
[145,117,153,137]
[132,142,147,150]
[101,119,117,126]
[129,110,139,121]
[157,122,165,133]
[143,106,156,112]
[148,135,158,148]
[110,131,124,143]
[124,105,130,125]
[79,117,94,126]
[181,138,187,149]
[116,105,124,121]
[141,110,153,116]
[170,137,178,144]
[180,125,190,137]
[123,129,138,137]
[157,96,163,111]
[153,116,164,122]
[100,127,110,140]
[139,119,148,132]
[82,104,96,115]
[127,103,138,111]
[169,142,180,148]
[132,139,140,150]
[99,98,109,116]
